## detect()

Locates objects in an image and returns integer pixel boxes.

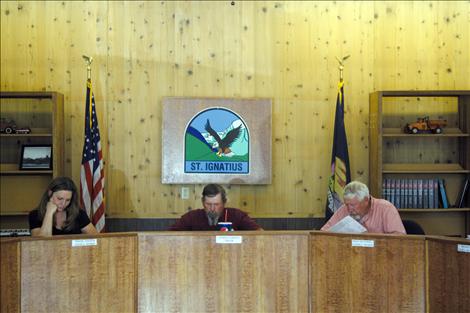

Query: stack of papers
[329,215,367,233]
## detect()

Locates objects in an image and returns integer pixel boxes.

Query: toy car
[0,118,31,134]
[404,116,447,134]
[0,118,17,134]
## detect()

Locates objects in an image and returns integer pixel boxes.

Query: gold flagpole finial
[336,55,350,82]
[82,55,93,80]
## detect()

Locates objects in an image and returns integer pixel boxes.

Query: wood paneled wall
[1,1,469,218]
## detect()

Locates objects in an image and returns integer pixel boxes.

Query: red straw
[224,209,228,222]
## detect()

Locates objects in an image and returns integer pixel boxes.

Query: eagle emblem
[205,119,242,157]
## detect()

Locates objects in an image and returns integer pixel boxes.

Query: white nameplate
[216,236,242,244]
[457,244,470,253]
[72,239,97,247]
[351,239,375,248]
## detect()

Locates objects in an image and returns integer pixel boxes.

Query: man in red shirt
[170,184,262,231]
[321,181,406,234]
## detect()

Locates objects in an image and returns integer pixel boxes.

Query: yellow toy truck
[404,116,447,134]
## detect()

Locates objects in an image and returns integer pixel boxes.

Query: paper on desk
[329,215,367,233]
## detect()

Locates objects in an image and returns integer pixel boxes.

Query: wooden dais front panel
[427,236,470,313]
[0,239,20,313]
[138,231,309,313]
[311,232,426,313]
[19,234,136,313]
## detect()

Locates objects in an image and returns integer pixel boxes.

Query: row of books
[382,178,447,209]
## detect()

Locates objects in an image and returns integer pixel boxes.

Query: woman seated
[29,177,98,236]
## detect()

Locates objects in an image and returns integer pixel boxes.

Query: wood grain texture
[1,175,51,214]
[1,2,469,219]
[138,231,309,313]
[310,232,426,313]
[427,236,470,313]
[19,234,137,313]
[0,239,20,313]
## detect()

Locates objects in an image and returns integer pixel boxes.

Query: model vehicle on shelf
[404,116,447,134]
[0,118,31,134]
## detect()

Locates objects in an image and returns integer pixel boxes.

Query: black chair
[402,219,425,235]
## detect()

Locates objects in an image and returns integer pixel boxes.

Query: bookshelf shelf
[398,208,470,213]
[383,128,469,137]
[383,163,469,173]
[370,90,470,237]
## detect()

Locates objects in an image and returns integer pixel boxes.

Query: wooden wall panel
[0,240,20,313]
[138,232,309,313]
[1,175,51,214]
[427,237,470,313]
[19,235,136,313]
[311,232,426,313]
[1,1,469,218]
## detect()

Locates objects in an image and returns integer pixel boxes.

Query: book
[428,179,434,209]
[390,179,396,207]
[439,179,449,209]
[423,179,429,208]
[417,179,423,209]
[433,179,439,209]
[400,179,406,209]
[406,179,413,209]
[412,179,418,208]
[454,178,469,208]
[383,179,389,202]
[395,178,401,209]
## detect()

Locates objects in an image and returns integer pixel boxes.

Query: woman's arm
[31,202,57,237]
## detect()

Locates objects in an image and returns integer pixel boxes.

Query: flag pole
[82,55,93,129]
[82,55,93,80]
[325,55,352,220]
[335,55,350,82]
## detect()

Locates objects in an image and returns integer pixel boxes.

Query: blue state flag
[325,81,351,220]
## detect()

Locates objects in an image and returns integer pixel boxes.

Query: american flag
[80,79,105,232]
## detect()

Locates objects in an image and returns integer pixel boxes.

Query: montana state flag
[325,81,351,219]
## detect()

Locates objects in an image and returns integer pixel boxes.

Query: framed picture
[19,145,52,170]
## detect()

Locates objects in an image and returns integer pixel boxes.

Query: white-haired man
[321,181,406,234]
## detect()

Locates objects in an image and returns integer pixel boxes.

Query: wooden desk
[3,231,467,313]
[138,231,309,313]
[310,232,426,313]
[0,233,137,313]
[427,236,470,313]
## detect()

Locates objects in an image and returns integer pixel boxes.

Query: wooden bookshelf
[369,90,470,237]
[0,92,64,219]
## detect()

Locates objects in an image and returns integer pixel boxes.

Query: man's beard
[207,211,220,226]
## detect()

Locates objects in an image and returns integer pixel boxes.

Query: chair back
[402,219,425,235]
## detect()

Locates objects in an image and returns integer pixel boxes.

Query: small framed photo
[19,145,52,170]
